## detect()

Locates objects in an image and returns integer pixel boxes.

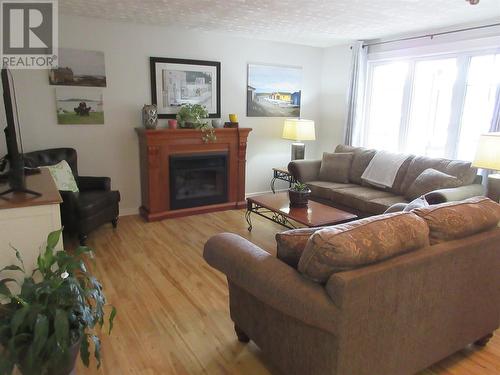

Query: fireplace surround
[136,127,251,221]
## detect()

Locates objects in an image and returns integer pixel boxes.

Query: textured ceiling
[59,0,500,47]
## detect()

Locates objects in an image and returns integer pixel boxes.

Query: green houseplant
[0,230,116,375]
[176,104,216,143]
[288,182,311,208]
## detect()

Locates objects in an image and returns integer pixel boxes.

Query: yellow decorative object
[229,114,238,123]
[473,133,500,171]
[282,119,316,141]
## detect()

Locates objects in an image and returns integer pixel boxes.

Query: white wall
[1,15,344,215]
[317,45,353,154]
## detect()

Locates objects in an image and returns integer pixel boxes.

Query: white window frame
[361,46,500,159]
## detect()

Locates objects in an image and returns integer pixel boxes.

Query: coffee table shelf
[246,192,357,231]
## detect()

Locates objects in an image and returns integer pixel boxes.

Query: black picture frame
[150,57,221,119]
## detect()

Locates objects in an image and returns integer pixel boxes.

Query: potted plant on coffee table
[0,229,116,375]
[289,182,311,208]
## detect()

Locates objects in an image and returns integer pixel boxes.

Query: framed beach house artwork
[150,57,221,119]
[247,63,302,117]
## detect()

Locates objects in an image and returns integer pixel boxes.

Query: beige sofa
[204,198,500,375]
[288,145,485,216]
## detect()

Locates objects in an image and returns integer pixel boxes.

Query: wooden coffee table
[246,192,357,231]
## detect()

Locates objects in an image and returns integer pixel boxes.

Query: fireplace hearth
[170,153,228,210]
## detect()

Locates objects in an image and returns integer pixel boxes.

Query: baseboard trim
[246,189,287,197]
[120,207,139,217]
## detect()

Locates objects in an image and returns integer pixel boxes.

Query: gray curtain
[344,41,367,146]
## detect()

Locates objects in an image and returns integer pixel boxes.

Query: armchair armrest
[424,184,485,205]
[77,176,111,191]
[287,159,321,183]
[203,233,341,335]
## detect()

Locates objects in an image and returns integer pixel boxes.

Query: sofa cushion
[330,186,400,215]
[276,227,320,268]
[335,145,376,184]
[413,196,500,244]
[400,156,477,194]
[404,168,461,201]
[369,195,410,214]
[307,181,356,200]
[298,212,430,283]
[319,152,354,183]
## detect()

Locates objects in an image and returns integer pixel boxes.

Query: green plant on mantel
[176,104,209,129]
[176,104,217,143]
[0,230,116,375]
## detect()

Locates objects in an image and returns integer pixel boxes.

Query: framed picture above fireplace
[150,57,221,119]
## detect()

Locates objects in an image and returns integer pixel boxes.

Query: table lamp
[282,119,316,160]
[472,132,500,202]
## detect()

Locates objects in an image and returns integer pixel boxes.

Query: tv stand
[0,186,41,197]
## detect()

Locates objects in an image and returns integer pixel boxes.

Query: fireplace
[136,127,251,221]
[170,153,228,210]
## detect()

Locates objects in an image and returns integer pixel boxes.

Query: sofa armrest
[424,184,485,205]
[287,159,321,183]
[204,233,341,335]
[77,176,111,191]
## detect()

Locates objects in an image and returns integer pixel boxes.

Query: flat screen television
[0,68,40,196]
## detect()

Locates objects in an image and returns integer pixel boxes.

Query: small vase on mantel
[142,104,158,129]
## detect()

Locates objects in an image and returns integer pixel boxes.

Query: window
[361,50,500,161]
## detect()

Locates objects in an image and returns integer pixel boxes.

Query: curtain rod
[363,22,500,48]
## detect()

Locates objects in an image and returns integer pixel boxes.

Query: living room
[0,0,499,374]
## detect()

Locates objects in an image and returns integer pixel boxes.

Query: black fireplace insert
[169,152,228,210]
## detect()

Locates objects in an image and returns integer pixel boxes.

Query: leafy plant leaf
[91,335,101,368]
[0,265,24,273]
[0,282,12,298]
[54,309,69,350]
[10,245,25,272]
[32,314,49,355]
[46,229,62,250]
[11,305,30,336]
[80,334,90,367]
[108,306,117,334]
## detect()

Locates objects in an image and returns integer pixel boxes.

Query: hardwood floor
[75,210,500,375]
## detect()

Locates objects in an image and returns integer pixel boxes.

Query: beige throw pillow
[413,196,500,244]
[405,168,460,201]
[298,212,430,283]
[318,152,354,184]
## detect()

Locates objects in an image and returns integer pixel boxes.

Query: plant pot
[288,188,311,208]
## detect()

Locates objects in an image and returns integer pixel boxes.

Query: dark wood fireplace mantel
[136,127,252,221]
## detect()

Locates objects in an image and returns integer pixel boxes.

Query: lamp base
[291,143,305,160]
[487,174,500,203]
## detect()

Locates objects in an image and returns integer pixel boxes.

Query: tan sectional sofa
[204,198,500,375]
[288,145,485,216]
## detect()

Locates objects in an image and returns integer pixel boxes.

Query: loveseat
[204,197,500,375]
[288,145,485,216]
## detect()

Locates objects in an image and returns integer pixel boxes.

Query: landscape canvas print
[49,48,106,87]
[150,58,221,119]
[56,87,104,125]
[247,64,302,117]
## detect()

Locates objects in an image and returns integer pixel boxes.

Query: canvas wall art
[49,48,106,87]
[150,57,221,119]
[56,87,104,125]
[247,64,302,117]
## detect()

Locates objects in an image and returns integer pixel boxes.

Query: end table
[271,167,296,193]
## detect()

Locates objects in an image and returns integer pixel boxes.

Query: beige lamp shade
[282,119,316,141]
[472,133,500,171]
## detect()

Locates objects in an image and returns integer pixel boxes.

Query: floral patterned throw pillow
[43,160,79,192]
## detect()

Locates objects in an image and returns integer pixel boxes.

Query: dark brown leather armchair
[24,148,120,245]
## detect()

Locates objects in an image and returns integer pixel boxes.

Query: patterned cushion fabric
[404,168,461,201]
[413,196,500,244]
[297,212,430,283]
[42,160,79,192]
[400,156,477,195]
[335,145,376,184]
[319,152,354,183]
[276,227,320,268]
